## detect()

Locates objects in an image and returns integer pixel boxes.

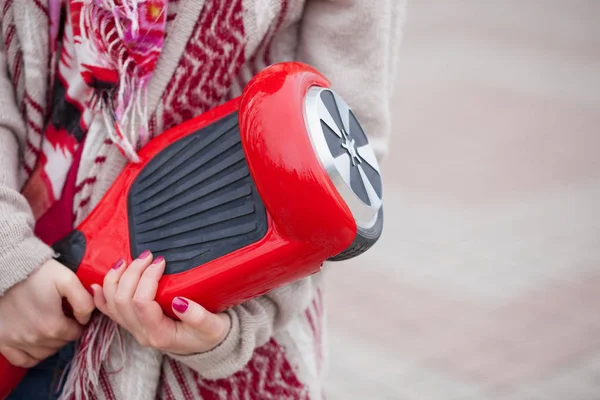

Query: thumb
[55,270,95,325]
[172,297,230,343]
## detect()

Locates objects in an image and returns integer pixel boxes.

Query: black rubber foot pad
[52,230,86,273]
[127,112,268,275]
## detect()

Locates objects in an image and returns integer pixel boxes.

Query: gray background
[325,1,600,399]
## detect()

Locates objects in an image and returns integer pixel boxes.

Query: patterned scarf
[42,1,169,398]
[24,0,168,221]
[67,0,168,161]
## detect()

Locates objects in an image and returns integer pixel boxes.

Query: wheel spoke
[356,145,380,174]
[358,165,382,208]
[333,91,351,133]
[349,110,369,147]
[318,100,342,138]
[333,153,352,188]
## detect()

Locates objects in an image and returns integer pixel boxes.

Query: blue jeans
[7,342,75,400]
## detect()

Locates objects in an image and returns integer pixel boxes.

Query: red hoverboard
[0,62,384,397]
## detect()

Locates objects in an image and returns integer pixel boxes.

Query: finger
[23,331,72,348]
[0,347,39,368]
[133,256,165,301]
[115,251,153,301]
[132,257,168,346]
[52,317,84,342]
[112,251,153,329]
[20,345,60,361]
[102,257,127,315]
[92,284,109,315]
[135,300,168,330]
[172,297,230,345]
[133,299,174,350]
[30,337,67,348]
[55,270,95,325]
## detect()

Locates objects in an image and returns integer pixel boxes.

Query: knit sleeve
[0,34,55,295]
[166,274,318,379]
[296,0,407,162]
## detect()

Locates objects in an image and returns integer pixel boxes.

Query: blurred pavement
[324,1,600,399]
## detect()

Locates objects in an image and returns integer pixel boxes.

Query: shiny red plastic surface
[0,62,356,398]
[71,62,356,318]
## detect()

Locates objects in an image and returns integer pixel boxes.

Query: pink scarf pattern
[69,0,168,160]
[24,0,168,230]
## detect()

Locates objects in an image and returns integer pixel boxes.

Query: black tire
[328,208,384,261]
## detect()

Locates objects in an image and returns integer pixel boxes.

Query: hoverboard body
[0,62,384,397]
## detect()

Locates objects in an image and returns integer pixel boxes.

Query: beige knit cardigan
[0,0,405,398]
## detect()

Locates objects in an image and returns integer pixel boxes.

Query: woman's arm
[166,275,318,379]
[0,32,95,369]
[164,0,407,378]
[0,34,55,295]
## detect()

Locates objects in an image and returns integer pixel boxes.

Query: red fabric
[155,0,245,133]
[34,137,86,246]
[193,339,310,400]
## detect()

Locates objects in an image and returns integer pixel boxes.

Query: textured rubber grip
[52,230,87,273]
[127,111,269,275]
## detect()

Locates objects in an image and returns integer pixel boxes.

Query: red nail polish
[112,258,125,270]
[151,256,165,265]
[138,250,151,260]
[172,297,189,313]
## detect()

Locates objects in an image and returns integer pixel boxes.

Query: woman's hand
[0,259,95,367]
[91,251,231,355]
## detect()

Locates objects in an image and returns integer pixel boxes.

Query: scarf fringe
[78,0,157,163]
[58,314,124,400]
[51,1,167,396]
[101,103,142,163]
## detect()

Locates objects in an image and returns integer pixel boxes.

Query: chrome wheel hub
[303,86,384,230]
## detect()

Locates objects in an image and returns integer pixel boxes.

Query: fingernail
[151,256,165,265]
[112,258,125,270]
[172,297,189,313]
[137,250,151,260]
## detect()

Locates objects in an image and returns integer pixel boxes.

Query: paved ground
[324,1,600,399]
